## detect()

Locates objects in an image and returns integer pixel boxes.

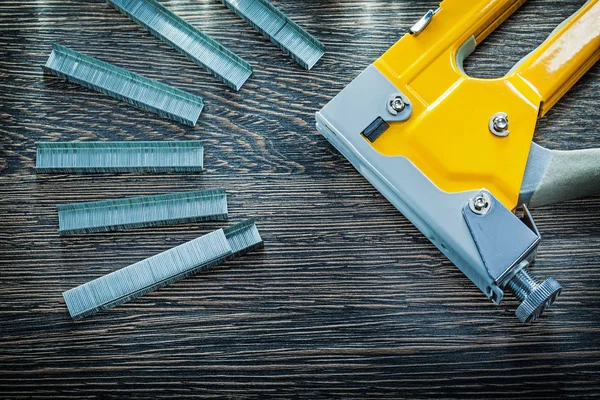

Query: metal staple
[36,141,204,173]
[62,220,264,320]
[219,0,325,69]
[43,44,204,126]
[57,189,228,235]
[108,0,253,90]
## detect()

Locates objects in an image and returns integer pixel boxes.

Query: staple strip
[57,189,228,235]
[223,219,264,258]
[43,44,204,126]
[63,220,263,320]
[108,0,252,90]
[35,141,204,173]
[62,229,232,320]
[219,0,324,69]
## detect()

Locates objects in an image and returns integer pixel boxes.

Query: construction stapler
[316,0,600,322]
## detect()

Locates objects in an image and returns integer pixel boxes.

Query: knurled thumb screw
[505,266,562,323]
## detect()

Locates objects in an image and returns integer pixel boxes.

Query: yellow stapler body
[316,0,600,322]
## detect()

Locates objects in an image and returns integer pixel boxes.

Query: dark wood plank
[0,0,599,398]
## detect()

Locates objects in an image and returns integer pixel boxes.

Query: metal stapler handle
[522,145,600,208]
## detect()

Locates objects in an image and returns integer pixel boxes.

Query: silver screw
[469,193,492,215]
[387,94,409,116]
[506,267,562,323]
[494,115,509,131]
[390,97,405,112]
[489,112,510,137]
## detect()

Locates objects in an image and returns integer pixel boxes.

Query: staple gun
[316,0,600,322]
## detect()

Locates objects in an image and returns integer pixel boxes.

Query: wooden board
[0,0,599,398]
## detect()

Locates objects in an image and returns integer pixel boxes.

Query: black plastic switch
[362,117,389,142]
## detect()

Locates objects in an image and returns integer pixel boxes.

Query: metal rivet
[469,193,492,215]
[489,112,509,137]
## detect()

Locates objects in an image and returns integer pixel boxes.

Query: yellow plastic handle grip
[514,0,600,116]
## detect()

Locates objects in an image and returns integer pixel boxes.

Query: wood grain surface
[1,0,599,398]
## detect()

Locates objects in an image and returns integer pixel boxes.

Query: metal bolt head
[489,112,510,137]
[391,97,405,112]
[387,94,409,116]
[469,193,492,215]
[494,116,509,131]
